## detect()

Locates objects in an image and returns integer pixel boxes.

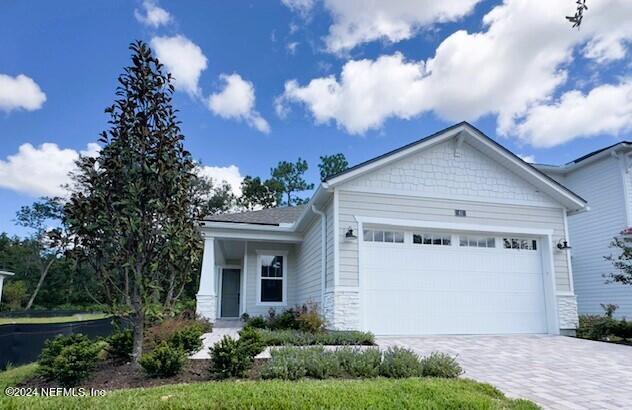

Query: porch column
[196,237,218,321]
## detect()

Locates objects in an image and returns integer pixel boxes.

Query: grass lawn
[0,313,110,325]
[0,364,538,410]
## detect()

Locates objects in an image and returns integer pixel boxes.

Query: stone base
[324,289,360,330]
[196,294,218,322]
[557,294,579,330]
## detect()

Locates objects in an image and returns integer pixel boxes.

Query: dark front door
[220,268,241,318]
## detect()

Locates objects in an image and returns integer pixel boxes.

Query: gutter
[311,205,327,312]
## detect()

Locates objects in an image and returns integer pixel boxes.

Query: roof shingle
[202,205,306,226]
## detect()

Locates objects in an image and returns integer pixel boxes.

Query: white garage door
[361,229,548,335]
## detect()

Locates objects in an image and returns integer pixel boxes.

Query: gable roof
[204,205,306,226]
[535,141,632,174]
[323,122,587,213]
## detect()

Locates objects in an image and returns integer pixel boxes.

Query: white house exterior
[196,123,587,335]
[0,270,14,304]
[536,142,632,318]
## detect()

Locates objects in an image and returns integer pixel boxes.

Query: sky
[1,0,632,236]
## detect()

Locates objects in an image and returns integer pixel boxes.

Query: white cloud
[151,35,208,98]
[134,0,172,28]
[282,0,480,53]
[513,80,632,148]
[287,41,299,55]
[518,154,536,163]
[280,0,632,145]
[0,74,46,112]
[0,142,99,197]
[198,165,244,196]
[208,74,270,133]
[281,0,316,17]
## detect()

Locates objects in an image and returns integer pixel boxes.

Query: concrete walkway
[190,319,242,359]
[377,335,632,409]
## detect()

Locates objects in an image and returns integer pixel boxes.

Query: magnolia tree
[65,41,200,364]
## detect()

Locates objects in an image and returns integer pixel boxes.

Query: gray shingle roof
[203,205,307,226]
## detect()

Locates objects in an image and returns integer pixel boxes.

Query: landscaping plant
[38,334,103,386]
[209,330,263,380]
[420,352,463,378]
[337,347,382,378]
[107,328,133,360]
[379,347,423,378]
[139,341,187,378]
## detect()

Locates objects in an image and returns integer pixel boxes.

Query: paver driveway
[377,335,632,409]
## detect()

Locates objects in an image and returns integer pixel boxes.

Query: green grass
[0,363,38,390]
[0,313,110,325]
[0,364,538,410]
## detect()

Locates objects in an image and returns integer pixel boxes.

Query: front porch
[195,237,300,322]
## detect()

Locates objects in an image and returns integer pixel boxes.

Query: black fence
[0,309,104,318]
[0,317,124,370]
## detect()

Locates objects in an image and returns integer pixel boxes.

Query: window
[363,229,404,243]
[257,252,286,305]
[413,233,451,246]
[459,236,496,248]
[503,238,537,250]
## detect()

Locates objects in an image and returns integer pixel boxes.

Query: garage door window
[413,233,451,246]
[364,229,404,243]
[503,238,537,250]
[459,236,496,248]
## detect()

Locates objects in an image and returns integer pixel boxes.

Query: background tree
[238,176,283,210]
[65,41,199,364]
[604,232,632,286]
[14,197,72,309]
[567,0,588,28]
[318,153,349,181]
[270,158,314,206]
[191,173,237,217]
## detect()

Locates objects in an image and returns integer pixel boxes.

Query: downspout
[312,205,327,311]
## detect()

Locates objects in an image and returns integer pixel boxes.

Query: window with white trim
[258,254,285,304]
[459,236,496,248]
[413,233,451,246]
[503,238,537,250]
[363,229,404,243]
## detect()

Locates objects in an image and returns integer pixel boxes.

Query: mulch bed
[18,359,214,391]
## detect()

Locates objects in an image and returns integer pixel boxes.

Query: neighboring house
[196,122,587,336]
[536,142,632,318]
[0,270,14,304]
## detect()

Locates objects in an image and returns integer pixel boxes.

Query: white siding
[294,218,322,306]
[325,199,334,289]
[343,140,558,207]
[244,242,297,316]
[337,191,572,291]
[561,157,630,317]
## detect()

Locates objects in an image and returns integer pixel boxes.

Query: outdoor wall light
[556,239,572,250]
[345,227,357,240]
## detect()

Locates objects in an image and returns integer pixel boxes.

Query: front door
[220,268,241,318]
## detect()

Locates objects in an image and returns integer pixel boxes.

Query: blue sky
[1,0,631,236]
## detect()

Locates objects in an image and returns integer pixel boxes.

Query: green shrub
[237,326,265,358]
[577,314,632,341]
[260,348,307,380]
[144,318,211,352]
[257,329,375,346]
[209,334,261,380]
[169,324,204,354]
[420,352,463,378]
[297,303,326,333]
[139,341,187,378]
[267,307,301,330]
[39,334,102,386]
[337,347,382,378]
[243,315,267,329]
[2,280,28,310]
[39,334,90,379]
[107,328,133,360]
[301,348,341,379]
[380,347,422,378]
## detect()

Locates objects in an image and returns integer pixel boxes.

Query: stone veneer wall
[196,294,218,322]
[557,294,579,330]
[323,289,360,330]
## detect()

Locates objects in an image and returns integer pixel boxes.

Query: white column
[196,237,218,321]
[0,277,4,304]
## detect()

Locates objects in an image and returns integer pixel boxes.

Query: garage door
[361,228,548,335]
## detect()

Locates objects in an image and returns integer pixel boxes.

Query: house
[536,142,632,318]
[0,270,14,304]
[196,122,587,336]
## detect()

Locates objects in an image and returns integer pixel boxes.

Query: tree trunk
[131,310,144,365]
[25,257,55,310]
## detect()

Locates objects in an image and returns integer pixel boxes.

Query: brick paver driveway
[377,335,632,409]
